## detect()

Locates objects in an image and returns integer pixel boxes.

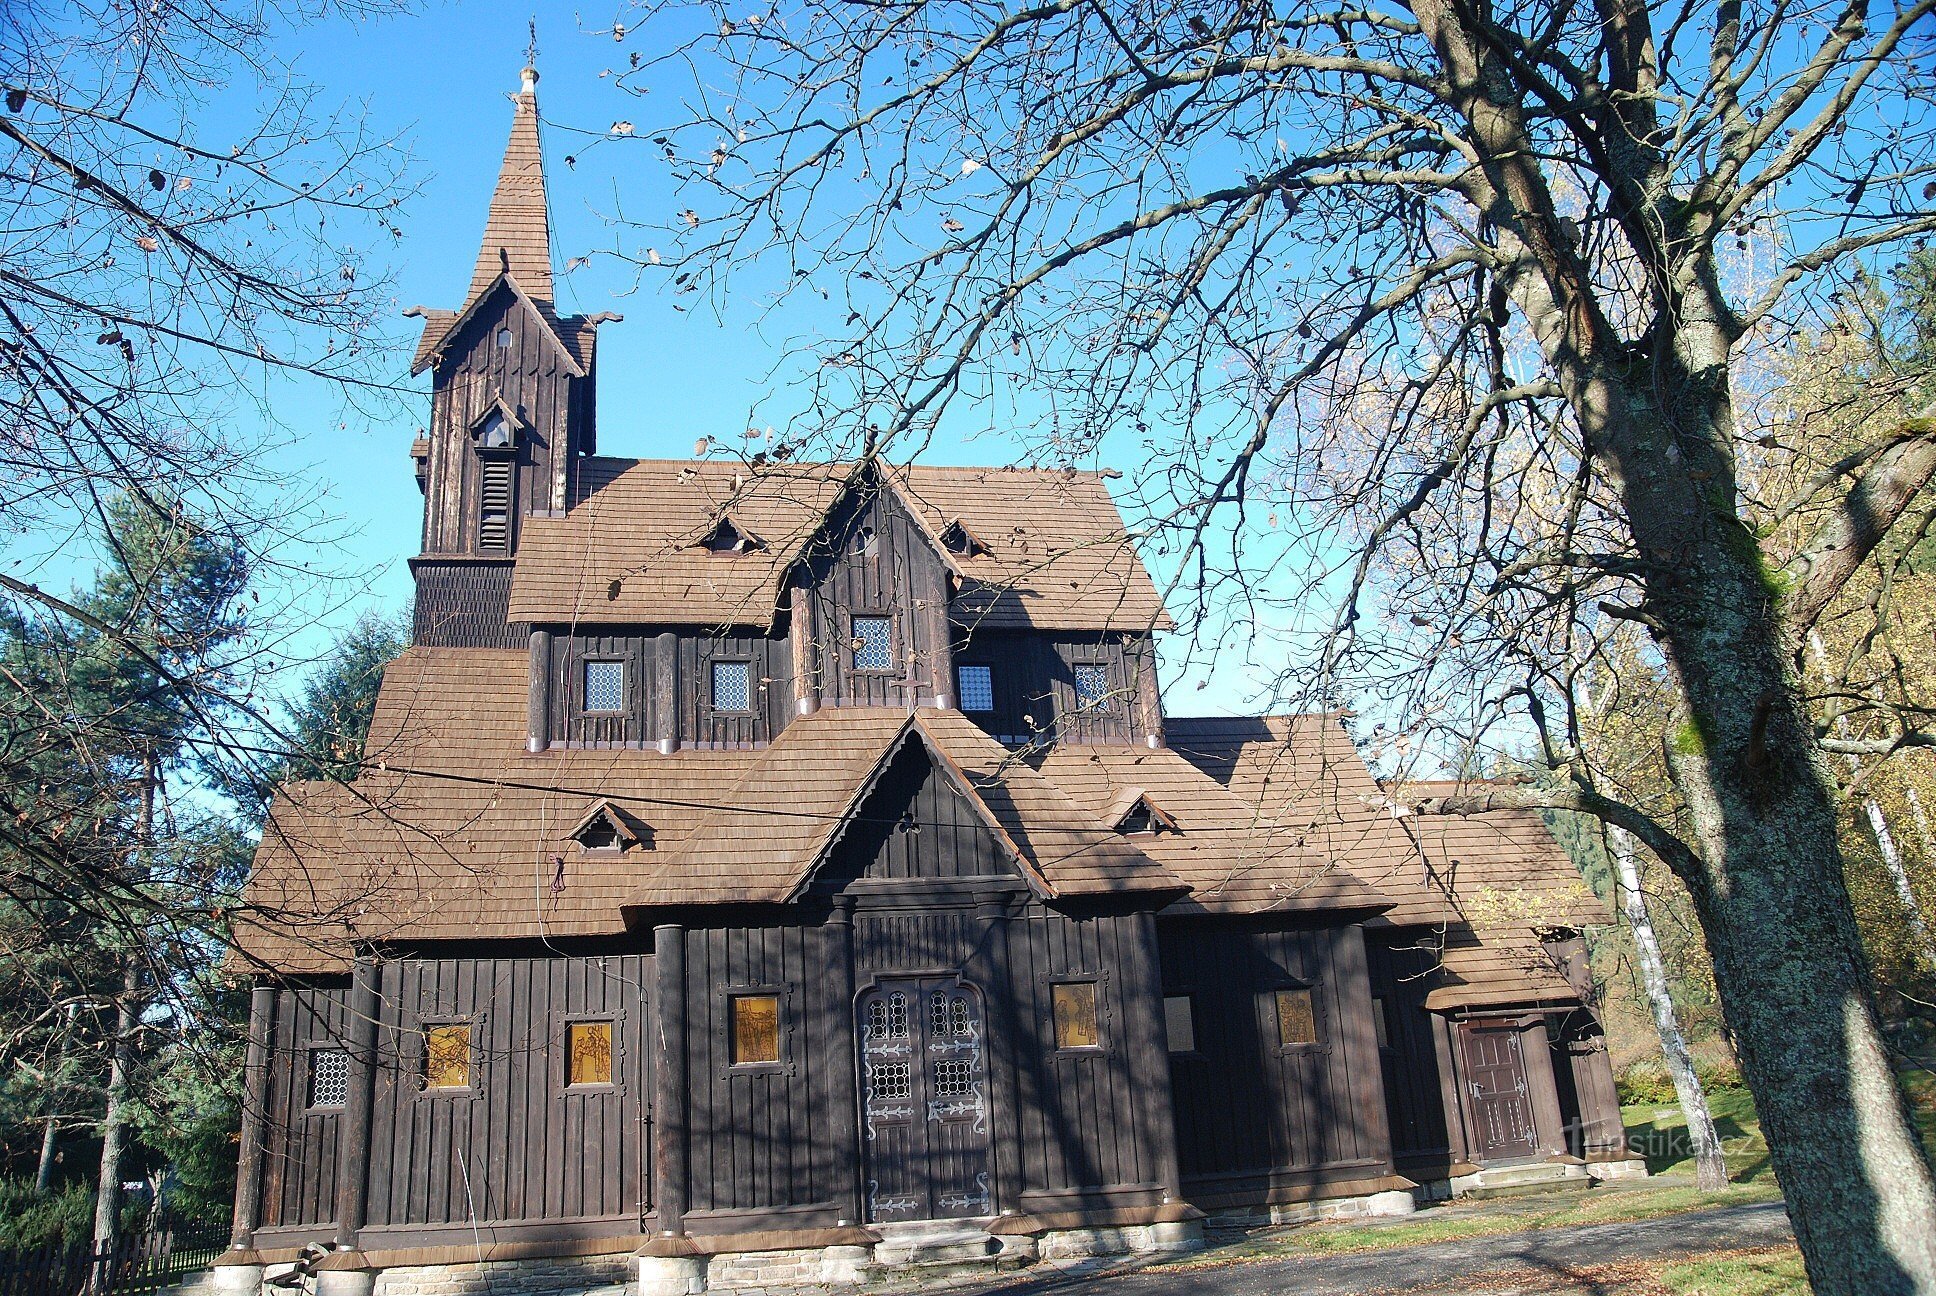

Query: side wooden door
[858,978,992,1222]
[1461,1024,1540,1161]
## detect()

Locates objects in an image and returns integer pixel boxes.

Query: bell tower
[405,63,616,647]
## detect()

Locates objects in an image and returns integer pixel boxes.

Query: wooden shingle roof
[469,76,552,309]
[1163,715,1455,923]
[505,460,1174,632]
[1034,744,1391,914]
[1421,929,1585,1011]
[629,709,1186,907]
[1390,781,1608,932]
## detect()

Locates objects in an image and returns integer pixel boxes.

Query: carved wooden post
[790,577,819,715]
[527,629,551,753]
[315,958,380,1296]
[654,632,679,754]
[653,924,689,1235]
[215,984,277,1292]
[825,897,862,1225]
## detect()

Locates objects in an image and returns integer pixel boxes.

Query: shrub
[1617,1055,1749,1106]
[0,1178,95,1250]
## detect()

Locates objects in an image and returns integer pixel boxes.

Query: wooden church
[215,64,1640,1296]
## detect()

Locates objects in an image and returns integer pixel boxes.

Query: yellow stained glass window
[1274,988,1318,1047]
[424,1023,471,1089]
[567,1021,613,1086]
[1052,982,1100,1050]
[731,995,780,1065]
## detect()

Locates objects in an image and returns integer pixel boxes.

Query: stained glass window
[1073,663,1111,709]
[567,1021,613,1086]
[1163,996,1196,1054]
[1051,981,1100,1050]
[424,1023,471,1089]
[1274,987,1319,1047]
[957,665,994,712]
[731,994,780,1065]
[712,660,751,712]
[852,616,893,671]
[309,1049,348,1108]
[584,659,624,712]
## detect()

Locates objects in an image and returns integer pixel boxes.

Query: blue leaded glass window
[957,664,994,712]
[712,660,752,712]
[1073,663,1111,709]
[584,660,625,713]
[852,616,893,672]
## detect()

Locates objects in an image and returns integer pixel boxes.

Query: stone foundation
[1585,1157,1650,1182]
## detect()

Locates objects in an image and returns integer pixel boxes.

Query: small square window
[1073,663,1111,709]
[308,1049,348,1109]
[712,660,752,712]
[1273,988,1319,1047]
[1051,981,1100,1050]
[957,665,994,712]
[567,1021,613,1086]
[1163,996,1196,1054]
[731,994,781,1066]
[852,616,893,672]
[584,660,625,713]
[424,1023,471,1089]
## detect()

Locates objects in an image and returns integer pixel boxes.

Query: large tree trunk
[1639,453,1936,1293]
[1611,828,1728,1190]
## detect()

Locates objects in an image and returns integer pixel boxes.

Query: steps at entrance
[870,1220,1005,1268]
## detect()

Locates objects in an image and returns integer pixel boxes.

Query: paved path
[956,1201,1795,1296]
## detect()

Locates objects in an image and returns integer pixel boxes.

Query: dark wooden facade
[229,78,1634,1272]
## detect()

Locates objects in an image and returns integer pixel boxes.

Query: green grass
[1656,1247,1811,1294]
[1172,1182,1780,1266]
[1623,1087,1774,1183]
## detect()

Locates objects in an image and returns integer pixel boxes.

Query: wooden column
[1519,1017,1571,1158]
[227,984,278,1252]
[527,629,551,753]
[653,924,689,1235]
[824,897,862,1225]
[1134,637,1165,749]
[333,958,380,1252]
[919,566,953,709]
[1434,1016,1472,1167]
[1335,926,1400,1173]
[978,896,1026,1217]
[790,579,819,715]
[654,633,679,754]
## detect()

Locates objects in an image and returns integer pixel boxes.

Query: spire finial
[521,18,540,95]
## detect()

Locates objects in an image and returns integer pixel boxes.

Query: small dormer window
[1111,791,1176,836]
[696,514,764,554]
[940,519,987,558]
[852,615,893,672]
[1073,663,1112,710]
[476,409,513,449]
[569,799,647,854]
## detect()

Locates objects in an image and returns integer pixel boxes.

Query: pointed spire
[465,61,553,309]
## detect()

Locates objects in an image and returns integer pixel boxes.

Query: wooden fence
[0,1222,228,1296]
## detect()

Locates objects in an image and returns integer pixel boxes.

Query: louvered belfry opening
[479,456,514,551]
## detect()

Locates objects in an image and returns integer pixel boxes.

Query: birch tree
[608,0,1936,1287]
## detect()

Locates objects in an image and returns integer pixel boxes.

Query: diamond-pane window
[852,616,893,672]
[309,1049,348,1109]
[712,660,751,712]
[957,665,994,712]
[584,660,624,713]
[1073,663,1111,709]
[933,1058,975,1097]
[870,1060,912,1100]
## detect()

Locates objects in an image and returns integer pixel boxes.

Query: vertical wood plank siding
[423,286,583,558]
[333,955,652,1240]
[952,630,1157,746]
[1160,922,1394,1203]
[542,628,794,748]
[258,985,351,1230]
[803,489,949,710]
[1364,933,1455,1167]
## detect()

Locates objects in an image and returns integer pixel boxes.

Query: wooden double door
[1461,1024,1540,1161]
[858,977,993,1222]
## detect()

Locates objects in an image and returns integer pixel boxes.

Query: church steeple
[465,64,554,309]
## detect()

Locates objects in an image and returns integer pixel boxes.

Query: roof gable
[408,274,587,378]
